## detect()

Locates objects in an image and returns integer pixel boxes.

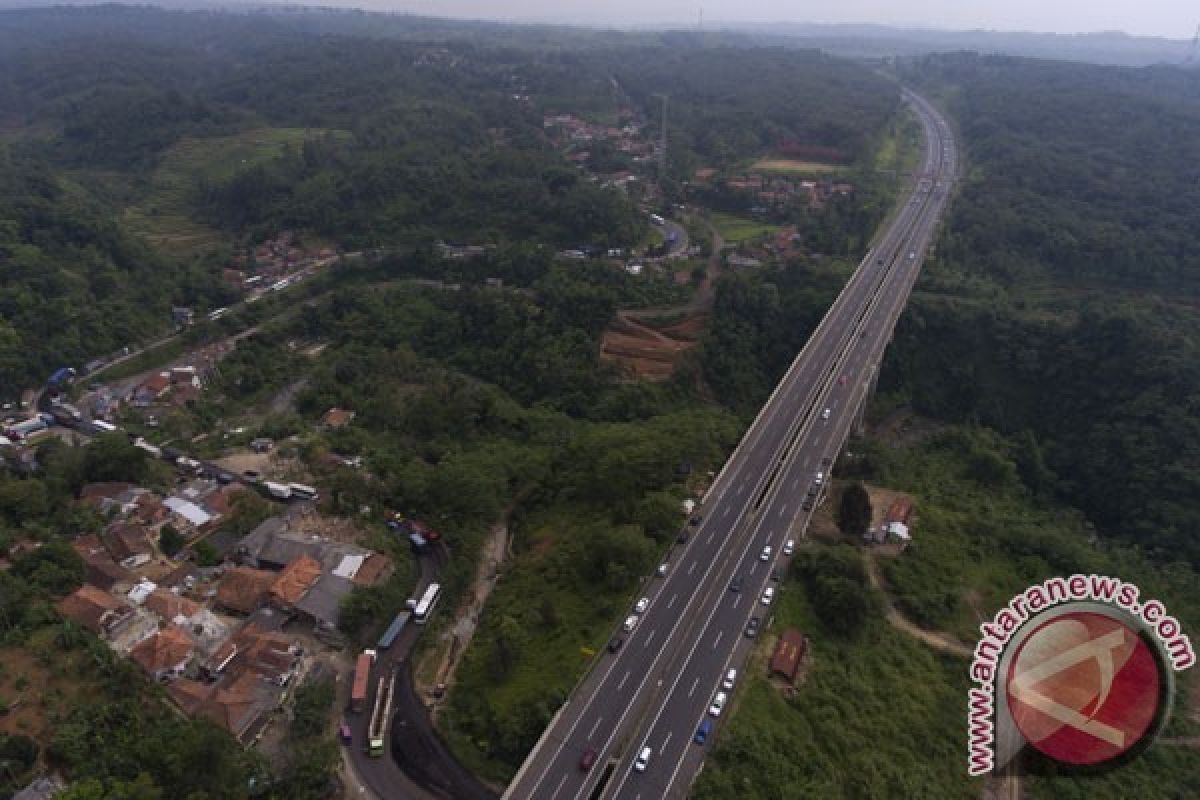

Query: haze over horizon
[311,0,1195,39]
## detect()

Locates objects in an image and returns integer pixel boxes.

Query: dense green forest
[888,53,1200,567]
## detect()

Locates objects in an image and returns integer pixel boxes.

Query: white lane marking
[688,677,700,698]
[790,479,799,492]
[662,731,673,751]
[722,506,731,518]
[643,629,656,649]
[587,716,604,741]
[667,592,677,610]
[732,594,742,609]
[713,630,723,649]
[778,504,788,518]
[687,561,697,576]
[550,773,569,800]
[618,670,631,691]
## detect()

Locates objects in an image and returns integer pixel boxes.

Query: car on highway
[729,576,743,592]
[656,562,669,576]
[694,718,714,745]
[579,748,598,771]
[689,514,703,526]
[635,597,649,614]
[722,668,738,690]
[839,374,848,385]
[745,616,760,638]
[802,498,814,512]
[607,637,624,653]
[821,407,831,420]
[677,529,690,544]
[761,587,775,605]
[783,539,795,556]
[634,746,652,772]
[814,471,825,486]
[622,615,638,633]
[759,545,772,561]
[338,721,352,744]
[821,456,833,468]
[708,691,727,717]
[909,252,916,259]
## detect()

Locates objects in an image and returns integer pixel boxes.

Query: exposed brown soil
[600,311,709,380]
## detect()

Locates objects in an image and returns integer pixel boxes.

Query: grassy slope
[709,211,782,244]
[121,127,347,255]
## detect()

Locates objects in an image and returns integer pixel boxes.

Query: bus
[367,666,396,757]
[413,583,441,625]
[288,483,319,501]
[377,611,412,650]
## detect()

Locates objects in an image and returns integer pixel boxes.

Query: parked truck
[350,649,376,713]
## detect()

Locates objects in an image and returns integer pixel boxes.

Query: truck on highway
[350,649,376,713]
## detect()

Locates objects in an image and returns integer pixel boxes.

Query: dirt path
[601,222,724,380]
[421,495,527,720]
[863,549,973,659]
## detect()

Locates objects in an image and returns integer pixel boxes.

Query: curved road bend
[504,87,958,800]
[345,547,498,800]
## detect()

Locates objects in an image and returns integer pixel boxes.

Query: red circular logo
[1005,611,1163,766]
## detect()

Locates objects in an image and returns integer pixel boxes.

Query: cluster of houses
[543,112,655,163]
[55,482,392,743]
[223,231,336,292]
[694,169,854,212]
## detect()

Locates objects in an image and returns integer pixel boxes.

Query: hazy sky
[370,1,1194,38]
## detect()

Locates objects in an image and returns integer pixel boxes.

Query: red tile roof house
[104,522,155,569]
[168,671,274,744]
[319,408,356,429]
[133,373,171,407]
[130,625,195,682]
[269,555,322,611]
[143,588,202,624]
[215,567,277,615]
[72,534,132,591]
[56,585,135,639]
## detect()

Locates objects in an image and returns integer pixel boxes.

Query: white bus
[287,482,319,501]
[413,583,441,624]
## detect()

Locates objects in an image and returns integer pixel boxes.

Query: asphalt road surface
[502,87,957,800]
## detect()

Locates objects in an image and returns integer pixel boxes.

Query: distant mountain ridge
[0,2,1192,67]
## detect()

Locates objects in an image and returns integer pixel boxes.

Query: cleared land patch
[751,157,844,174]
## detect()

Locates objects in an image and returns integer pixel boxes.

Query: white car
[783,539,795,556]
[821,408,831,420]
[656,562,669,577]
[761,587,775,606]
[708,691,727,717]
[814,472,824,486]
[623,615,638,633]
[759,545,772,562]
[722,668,738,690]
[634,746,652,772]
[635,597,649,614]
